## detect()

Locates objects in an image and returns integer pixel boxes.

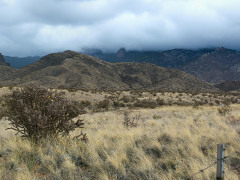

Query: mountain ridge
[3,55,41,68]
[3,47,240,85]
[0,50,218,92]
[87,47,240,84]
[0,53,10,66]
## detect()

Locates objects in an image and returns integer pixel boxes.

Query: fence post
[217,144,225,180]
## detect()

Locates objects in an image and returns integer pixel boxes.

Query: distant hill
[0,53,17,82]
[215,81,240,92]
[0,53,9,66]
[4,47,240,85]
[87,47,240,84]
[0,50,218,92]
[3,56,41,68]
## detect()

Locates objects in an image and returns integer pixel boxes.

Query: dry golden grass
[0,87,240,179]
[0,104,240,179]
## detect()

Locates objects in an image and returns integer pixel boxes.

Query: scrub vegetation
[0,86,240,179]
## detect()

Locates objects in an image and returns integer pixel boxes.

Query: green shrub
[2,84,86,142]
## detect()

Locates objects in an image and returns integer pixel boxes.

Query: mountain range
[3,56,41,68]
[0,51,217,92]
[3,47,240,85]
[88,47,240,84]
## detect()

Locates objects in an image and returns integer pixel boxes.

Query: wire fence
[186,149,240,180]
[187,162,217,180]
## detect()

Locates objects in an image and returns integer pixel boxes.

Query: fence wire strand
[187,149,240,180]
[186,161,217,180]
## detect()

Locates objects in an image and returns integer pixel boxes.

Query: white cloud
[0,0,240,56]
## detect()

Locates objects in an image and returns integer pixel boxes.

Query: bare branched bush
[218,103,232,115]
[96,99,110,111]
[133,99,157,108]
[2,84,86,142]
[133,98,164,109]
[123,112,141,128]
[192,101,204,109]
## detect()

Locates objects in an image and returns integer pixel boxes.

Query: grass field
[0,87,240,179]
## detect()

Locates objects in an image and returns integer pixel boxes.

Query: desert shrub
[96,99,110,111]
[230,97,238,104]
[153,114,161,119]
[113,101,125,108]
[123,112,141,128]
[215,99,220,105]
[156,97,164,106]
[192,101,204,109]
[2,84,86,142]
[218,103,232,115]
[120,95,131,103]
[133,99,157,108]
[133,98,164,108]
[0,99,4,120]
[209,102,214,106]
[79,100,91,108]
[58,85,68,90]
[67,88,79,93]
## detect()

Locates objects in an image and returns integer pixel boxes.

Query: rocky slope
[0,50,218,92]
[0,54,16,82]
[89,47,240,84]
[0,53,9,66]
[215,81,240,92]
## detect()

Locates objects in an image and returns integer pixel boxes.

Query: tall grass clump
[2,84,86,142]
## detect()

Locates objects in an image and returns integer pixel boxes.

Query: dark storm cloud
[0,0,240,56]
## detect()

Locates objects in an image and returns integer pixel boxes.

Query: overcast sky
[1,0,240,56]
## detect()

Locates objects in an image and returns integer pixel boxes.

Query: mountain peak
[214,47,236,53]
[215,47,226,51]
[39,50,80,65]
[116,48,126,57]
[0,53,9,66]
[0,53,4,62]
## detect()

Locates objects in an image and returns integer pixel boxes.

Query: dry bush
[192,101,201,109]
[215,99,220,105]
[2,84,86,142]
[120,95,132,103]
[123,112,141,128]
[1,105,240,179]
[79,100,91,108]
[133,98,164,109]
[133,99,157,108]
[218,104,232,115]
[95,99,110,111]
[113,101,125,109]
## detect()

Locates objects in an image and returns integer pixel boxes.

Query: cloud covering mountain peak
[1,0,240,56]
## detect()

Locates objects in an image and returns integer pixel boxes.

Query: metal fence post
[217,144,225,180]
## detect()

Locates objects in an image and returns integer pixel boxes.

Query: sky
[0,0,240,56]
